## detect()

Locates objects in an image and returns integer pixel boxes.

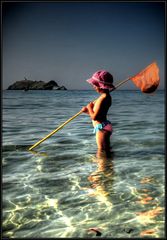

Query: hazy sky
[2,2,165,90]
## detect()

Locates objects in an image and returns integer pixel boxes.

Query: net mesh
[130,62,160,93]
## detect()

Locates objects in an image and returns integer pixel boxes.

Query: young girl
[81,70,115,156]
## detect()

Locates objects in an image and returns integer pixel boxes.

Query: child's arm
[81,100,96,115]
[86,102,95,119]
[85,97,105,120]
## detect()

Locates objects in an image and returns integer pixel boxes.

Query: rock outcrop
[7,80,67,90]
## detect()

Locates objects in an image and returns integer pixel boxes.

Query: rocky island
[7,79,67,90]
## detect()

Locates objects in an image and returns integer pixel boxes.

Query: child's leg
[95,130,111,152]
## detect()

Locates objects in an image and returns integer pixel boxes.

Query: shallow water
[2,90,165,238]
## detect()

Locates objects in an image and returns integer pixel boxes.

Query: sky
[2,1,165,90]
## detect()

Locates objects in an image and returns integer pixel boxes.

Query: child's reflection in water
[88,149,114,206]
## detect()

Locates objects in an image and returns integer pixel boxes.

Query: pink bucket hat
[86,70,115,90]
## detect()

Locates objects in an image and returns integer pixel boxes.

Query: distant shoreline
[6,80,67,91]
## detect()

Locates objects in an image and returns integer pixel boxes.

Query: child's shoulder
[101,93,112,106]
[101,93,111,100]
[97,93,111,103]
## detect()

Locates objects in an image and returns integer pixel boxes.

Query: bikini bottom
[93,120,112,134]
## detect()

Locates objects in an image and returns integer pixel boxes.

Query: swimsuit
[93,120,112,134]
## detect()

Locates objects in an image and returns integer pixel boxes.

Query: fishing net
[130,62,160,93]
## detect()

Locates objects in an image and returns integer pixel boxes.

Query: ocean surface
[2,90,165,238]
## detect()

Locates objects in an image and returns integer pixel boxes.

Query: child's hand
[87,102,94,109]
[81,106,88,113]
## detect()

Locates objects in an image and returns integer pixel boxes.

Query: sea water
[2,90,165,238]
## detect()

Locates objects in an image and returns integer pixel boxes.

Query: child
[81,70,115,156]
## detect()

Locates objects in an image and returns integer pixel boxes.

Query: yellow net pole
[111,78,130,91]
[29,110,83,151]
